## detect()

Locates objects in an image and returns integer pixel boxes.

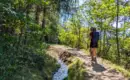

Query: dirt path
[47,45,128,80]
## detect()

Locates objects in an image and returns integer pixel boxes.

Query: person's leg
[90,42,93,61]
[90,48,94,61]
[93,48,97,57]
[93,48,97,63]
[90,48,92,58]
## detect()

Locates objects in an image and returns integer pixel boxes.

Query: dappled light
[0,0,130,80]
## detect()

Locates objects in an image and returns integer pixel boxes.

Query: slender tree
[116,0,120,64]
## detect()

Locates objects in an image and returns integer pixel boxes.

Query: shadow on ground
[92,63,106,72]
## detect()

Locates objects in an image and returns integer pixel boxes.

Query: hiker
[90,27,99,63]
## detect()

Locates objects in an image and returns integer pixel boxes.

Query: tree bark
[116,0,120,64]
[35,6,41,24]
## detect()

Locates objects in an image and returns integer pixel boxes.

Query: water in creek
[53,59,68,80]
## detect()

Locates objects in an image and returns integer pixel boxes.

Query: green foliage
[123,38,130,51]
[83,0,130,69]
[59,28,78,47]
[0,0,60,79]
[58,19,89,49]
[51,0,130,75]
[67,60,86,80]
[0,35,59,80]
[1,0,130,79]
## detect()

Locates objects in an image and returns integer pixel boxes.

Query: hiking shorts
[90,41,98,48]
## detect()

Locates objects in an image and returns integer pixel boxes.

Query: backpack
[92,31,99,43]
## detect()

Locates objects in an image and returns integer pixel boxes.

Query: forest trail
[47,45,128,80]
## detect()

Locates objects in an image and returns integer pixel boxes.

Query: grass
[81,48,130,78]
[64,58,86,80]
[108,62,130,78]
[98,58,130,78]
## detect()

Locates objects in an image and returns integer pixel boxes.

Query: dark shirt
[90,31,99,42]
[90,31,99,48]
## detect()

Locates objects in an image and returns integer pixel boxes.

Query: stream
[53,59,68,80]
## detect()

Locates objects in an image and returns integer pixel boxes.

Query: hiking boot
[93,57,97,64]
[91,57,94,62]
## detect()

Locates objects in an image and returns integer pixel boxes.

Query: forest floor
[47,45,129,80]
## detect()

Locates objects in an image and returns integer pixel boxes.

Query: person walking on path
[90,27,99,63]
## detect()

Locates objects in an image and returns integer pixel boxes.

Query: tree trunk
[35,6,41,24]
[77,26,81,50]
[116,0,120,64]
[99,18,103,56]
[103,30,106,55]
[41,5,48,42]
[42,5,46,28]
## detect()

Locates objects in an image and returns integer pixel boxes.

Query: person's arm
[90,32,92,40]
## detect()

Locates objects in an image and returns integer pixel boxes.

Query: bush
[66,60,86,80]
[0,35,59,80]
[58,27,89,49]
